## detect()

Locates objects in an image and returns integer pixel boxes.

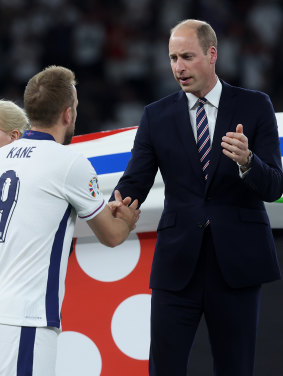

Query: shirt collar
[186,78,222,110]
[22,130,55,141]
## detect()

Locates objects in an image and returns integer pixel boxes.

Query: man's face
[169,26,217,97]
[64,86,78,145]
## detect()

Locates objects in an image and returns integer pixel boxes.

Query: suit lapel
[173,91,204,183]
[205,81,237,191]
[172,83,237,189]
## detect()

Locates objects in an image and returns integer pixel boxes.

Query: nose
[175,58,185,73]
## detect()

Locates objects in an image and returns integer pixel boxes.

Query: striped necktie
[196,97,211,181]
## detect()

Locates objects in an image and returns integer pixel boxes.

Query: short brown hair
[170,19,217,54]
[0,100,29,136]
[24,65,77,127]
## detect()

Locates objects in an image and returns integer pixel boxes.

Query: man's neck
[31,125,64,144]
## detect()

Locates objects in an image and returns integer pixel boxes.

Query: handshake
[108,190,141,232]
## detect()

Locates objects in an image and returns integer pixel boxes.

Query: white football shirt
[0,130,106,328]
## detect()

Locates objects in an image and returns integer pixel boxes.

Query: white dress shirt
[185,79,249,177]
[186,78,222,145]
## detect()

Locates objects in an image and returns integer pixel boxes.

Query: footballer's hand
[114,190,132,206]
[108,190,134,215]
[115,199,141,231]
[107,200,122,214]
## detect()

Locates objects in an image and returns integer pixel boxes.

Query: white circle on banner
[75,233,140,282]
[55,331,102,376]
[111,294,151,360]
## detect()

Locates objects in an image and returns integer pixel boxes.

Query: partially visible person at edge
[110,19,283,376]
[0,65,140,376]
[0,99,30,147]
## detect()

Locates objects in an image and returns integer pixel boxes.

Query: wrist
[237,151,253,172]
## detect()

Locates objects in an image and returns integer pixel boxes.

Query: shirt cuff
[238,166,251,178]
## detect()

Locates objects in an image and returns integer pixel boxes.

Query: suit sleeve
[243,93,283,202]
[110,107,158,206]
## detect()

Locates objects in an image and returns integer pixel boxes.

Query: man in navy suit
[111,19,283,375]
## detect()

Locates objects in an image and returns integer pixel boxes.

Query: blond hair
[0,100,29,137]
[170,19,217,54]
[24,65,77,128]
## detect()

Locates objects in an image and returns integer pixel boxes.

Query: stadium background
[1,0,283,375]
[0,0,283,135]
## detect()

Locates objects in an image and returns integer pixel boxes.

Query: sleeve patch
[89,176,100,198]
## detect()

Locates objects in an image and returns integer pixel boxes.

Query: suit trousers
[149,227,261,376]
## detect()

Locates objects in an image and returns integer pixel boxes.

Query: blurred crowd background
[0,0,282,136]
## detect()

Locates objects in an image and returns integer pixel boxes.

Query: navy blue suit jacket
[112,81,283,290]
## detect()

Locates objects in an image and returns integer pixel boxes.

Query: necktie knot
[198,97,207,106]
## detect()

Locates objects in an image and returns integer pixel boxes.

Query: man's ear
[9,129,20,141]
[63,107,72,126]
[209,46,217,64]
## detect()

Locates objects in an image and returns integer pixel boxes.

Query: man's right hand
[115,196,140,231]
[110,190,140,231]
[88,190,141,247]
[107,190,131,213]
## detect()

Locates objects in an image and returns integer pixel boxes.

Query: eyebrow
[169,52,195,58]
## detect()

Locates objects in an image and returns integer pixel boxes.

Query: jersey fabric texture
[0,324,59,376]
[0,130,106,328]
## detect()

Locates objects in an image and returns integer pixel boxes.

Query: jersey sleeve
[64,154,106,221]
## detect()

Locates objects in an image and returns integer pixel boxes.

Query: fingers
[114,190,123,202]
[107,201,122,213]
[111,191,141,232]
[223,132,246,143]
[222,124,247,148]
[224,124,245,141]
[129,199,139,209]
[222,148,237,162]
[116,204,140,218]
[115,204,141,232]
[123,197,132,206]
[236,124,243,134]
[221,137,246,150]
[109,190,128,216]
[221,124,250,165]
[221,139,246,155]
[114,190,133,207]
[221,140,249,163]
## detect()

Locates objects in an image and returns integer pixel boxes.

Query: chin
[182,86,193,93]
